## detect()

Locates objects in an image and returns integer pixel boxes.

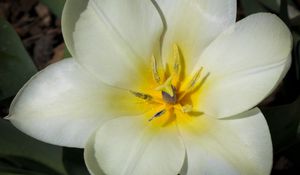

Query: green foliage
[63,148,90,175]
[240,0,293,16]
[279,0,289,24]
[239,0,268,15]
[260,0,280,11]
[0,119,67,175]
[0,18,37,101]
[262,97,300,151]
[64,48,72,58]
[294,39,300,80]
[0,155,62,175]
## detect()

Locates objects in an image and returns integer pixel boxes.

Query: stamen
[151,55,161,84]
[130,90,153,101]
[170,44,182,87]
[148,109,166,122]
[187,67,203,90]
[178,67,210,101]
[173,44,181,75]
[153,45,182,99]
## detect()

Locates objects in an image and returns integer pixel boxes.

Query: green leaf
[0,18,37,101]
[280,0,290,25]
[261,97,300,152]
[290,15,300,27]
[258,0,280,12]
[240,0,266,15]
[0,155,62,175]
[64,47,71,58]
[63,148,89,175]
[293,38,300,81]
[0,119,67,175]
[39,0,66,18]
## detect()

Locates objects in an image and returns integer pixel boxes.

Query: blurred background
[0,0,300,174]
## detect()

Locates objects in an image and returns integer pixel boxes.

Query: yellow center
[130,44,209,127]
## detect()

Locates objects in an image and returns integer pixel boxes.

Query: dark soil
[0,0,65,70]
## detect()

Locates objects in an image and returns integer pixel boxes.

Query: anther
[148,109,166,122]
[130,90,153,101]
[173,44,181,75]
[187,67,203,90]
[151,55,161,84]
[178,67,210,101]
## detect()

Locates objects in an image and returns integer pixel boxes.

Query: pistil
[161,85,177,104]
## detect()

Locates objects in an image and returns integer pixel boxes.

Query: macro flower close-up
[3,0,293,175]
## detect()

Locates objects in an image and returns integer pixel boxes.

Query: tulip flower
[7,0,292,174]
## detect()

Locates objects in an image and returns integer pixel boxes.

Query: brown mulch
[0,0,65,70]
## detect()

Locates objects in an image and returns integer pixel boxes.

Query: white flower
[7,0,292,175]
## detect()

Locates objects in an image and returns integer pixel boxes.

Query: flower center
[130,44,209,124]
[161,85,177,104]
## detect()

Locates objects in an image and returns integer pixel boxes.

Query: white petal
[62,0,89,56]
[85,116,185,175]
[73,0,163,90]
[8,59,146,148]
[179,108,272,175]
[84,131,105,175]
[156,0,236,75]
[195,13,292,118]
